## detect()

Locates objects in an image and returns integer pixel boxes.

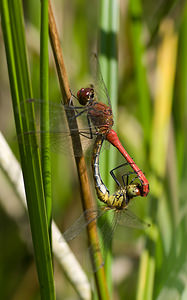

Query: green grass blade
[0,131,91,300]
[40,0,52,235]
[136,250,155,300]
[128,2,152,297]
[129,0,151,147]
[99,0,118,295]
[173,2,187,179]
[0,1,55,298]
[144,20,178,300]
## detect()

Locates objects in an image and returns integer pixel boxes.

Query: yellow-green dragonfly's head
[126,184,141,199]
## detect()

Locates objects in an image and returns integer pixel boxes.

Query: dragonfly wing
[118,209,150,230]
[17,99,99,156]
[90,53,112,108]
[19,99,91,133]
[99,209,118,252]
[16,129,97,158]
[17,98,114,155]
[88,208,150,272]
[61,208,106,242]
[88,208,119,272]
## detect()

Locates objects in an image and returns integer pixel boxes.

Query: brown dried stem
[48,1,110,299]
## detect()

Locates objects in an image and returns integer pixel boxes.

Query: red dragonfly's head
[77,87,95,106]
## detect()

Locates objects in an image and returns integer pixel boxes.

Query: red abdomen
[106,129,149,197]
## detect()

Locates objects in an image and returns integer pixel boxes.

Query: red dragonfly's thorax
[88,102,114,134]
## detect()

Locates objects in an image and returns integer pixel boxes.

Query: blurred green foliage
[0,0,187,299]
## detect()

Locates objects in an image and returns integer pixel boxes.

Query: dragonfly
[62,133,150,270]
[24,88,149,196]
[72,86,149,197]
[20,56,149,196]
[70,56,149,196]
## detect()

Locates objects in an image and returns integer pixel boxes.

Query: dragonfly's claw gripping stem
[69,89,79,105]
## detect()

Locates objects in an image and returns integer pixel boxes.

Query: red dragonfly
[72,86,149,197]
[21,58,149,196]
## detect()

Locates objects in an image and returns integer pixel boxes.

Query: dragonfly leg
[110,162,130,176]
[110,163,133,187]
[110,168,122,187]
[79,131,93,139]
[128,168,144,185]
[110,163,140,188]
[69,89,79,102]
[110,163,140,177]
[68,105,88,110]
[69,108,88,120]
[87,114,93,139]
[76,115,94,139]
[122,171,138,183]
[68,96,74,106]
[129,175,139,184]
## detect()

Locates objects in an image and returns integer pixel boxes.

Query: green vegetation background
[0,0,187,299]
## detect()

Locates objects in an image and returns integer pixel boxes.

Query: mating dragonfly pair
[60,83,150,264]
[75,86,149,206]
[22,60,150,261]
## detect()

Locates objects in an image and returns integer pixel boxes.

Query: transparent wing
[89,53,112,108]
[117,208,151,230]
[98,208,118,251]
[88,206,149,272]
[60,205,149,272]
[61,208,107,242]
[18,98,93,133]
[17,99,112,156]
[87,207,118,272]
[18,98,114,133]
[17,129,95,157]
